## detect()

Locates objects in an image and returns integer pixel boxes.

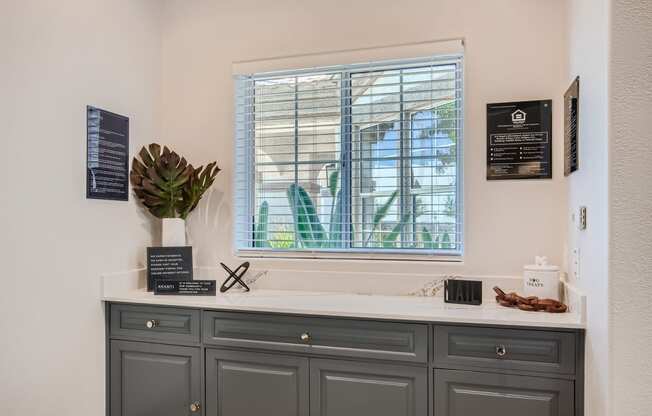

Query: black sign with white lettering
[154,280,216,296]
[564,77,579,176]
[487,100,552,180]
[147,246,193,291]
[86,106,129,200]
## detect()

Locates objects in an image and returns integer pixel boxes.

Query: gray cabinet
[110,340,201,416]
[106,303,583,416]
[205,349,309,416]
[111,304,200,344]
[203,311,428,363]
[434,325,576,375]
[310,358,428,416]
[434,369,574,416]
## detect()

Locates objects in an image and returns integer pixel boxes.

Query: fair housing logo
[511,109,527,124]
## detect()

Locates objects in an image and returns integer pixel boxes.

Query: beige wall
[566,0,610,414]
[159,0,570,280]
[10,0,645,414]
[0,1,161,415]
[609,0,652,414]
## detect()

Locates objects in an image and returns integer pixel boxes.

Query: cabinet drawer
[434,325,576,375]
[434,369,574,416]
[110,304,200,344]
[203,311,428,363]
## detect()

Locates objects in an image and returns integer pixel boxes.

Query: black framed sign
[86,106,129,200]
[154,280,216,296]
[147,246,193,291]
[487,100,553,180]
[564,77,580,176]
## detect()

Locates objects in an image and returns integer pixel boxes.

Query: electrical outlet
[572,247,580,280]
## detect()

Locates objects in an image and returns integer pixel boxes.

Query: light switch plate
[579,206,587,230]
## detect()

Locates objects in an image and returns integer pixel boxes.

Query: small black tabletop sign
[154,280,216,296]
[147,246,193,291]
[86,106,129,200]
[564,77,580,176]
[487,100,552,180]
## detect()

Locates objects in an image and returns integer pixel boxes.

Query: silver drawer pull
[145,319,159,329]
[189,402,201,412]
[495,344,507,357]
[300,332,311,343]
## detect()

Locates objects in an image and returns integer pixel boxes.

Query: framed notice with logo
[564,77,580,176]
[487,100,553,180]
[146,246,193,291]
[86,106,129,200]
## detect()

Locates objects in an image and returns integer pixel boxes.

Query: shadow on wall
[135,203,157,268]
[187,187,229,266]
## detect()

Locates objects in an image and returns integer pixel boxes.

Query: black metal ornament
[219,261,250,293]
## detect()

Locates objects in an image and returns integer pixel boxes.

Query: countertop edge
[101,294,586,330]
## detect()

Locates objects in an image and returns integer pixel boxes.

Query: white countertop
[102,286,585,330]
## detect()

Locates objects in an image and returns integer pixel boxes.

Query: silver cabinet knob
[145,319,159,329]
[495,344,507,357]
[300,332,311,343]
[189,402,201,413]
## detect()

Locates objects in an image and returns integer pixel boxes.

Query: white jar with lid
[523,256,560,300]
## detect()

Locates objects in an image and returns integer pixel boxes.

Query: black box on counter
[444,279,482,305]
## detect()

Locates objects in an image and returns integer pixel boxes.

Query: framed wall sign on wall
[564,77,580,176]
[86,106,129,200]
[486,100,553,180]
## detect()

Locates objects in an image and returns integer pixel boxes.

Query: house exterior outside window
[234,54,463,259]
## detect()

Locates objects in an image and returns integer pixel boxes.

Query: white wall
[158,0,570,282]
[0,1,161,415]
[566,0,611,414]
[609,1,652,414]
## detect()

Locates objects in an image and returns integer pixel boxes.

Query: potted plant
[130,143,220,246]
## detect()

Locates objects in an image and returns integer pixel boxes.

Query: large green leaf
[440,232,452,249]
[372,190,398,230]
[328,169,339,198]
[287,183,326,248]
[328,189,344,248]
[382,213,411,248]
[254,201,269,248]
[178,162,220,219]
[130,143,220,219]
[364,189,399,246]
[421,227,442,250]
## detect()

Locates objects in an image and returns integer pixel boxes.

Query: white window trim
[233,44,465,262]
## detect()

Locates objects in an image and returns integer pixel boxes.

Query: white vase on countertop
[161,218,186,246]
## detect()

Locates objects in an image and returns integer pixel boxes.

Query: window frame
[234,56,464,261]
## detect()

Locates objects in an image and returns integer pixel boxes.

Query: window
[234,55,463,258]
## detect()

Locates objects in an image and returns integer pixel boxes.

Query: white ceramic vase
[161,218,186,247]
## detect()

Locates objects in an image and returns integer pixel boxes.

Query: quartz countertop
[102,273,585,329]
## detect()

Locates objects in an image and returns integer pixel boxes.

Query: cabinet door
[110,341,201,416]
[434,369,574,416]
[310,358,427,416]
[205,349,309,416]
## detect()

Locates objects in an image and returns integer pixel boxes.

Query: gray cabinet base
[110,340,201,416]
[310,358,428,416]
[205,349,309,416]
[434,369,574,416]
[106,303,583,416]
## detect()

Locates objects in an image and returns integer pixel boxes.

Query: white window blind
[234,54,463,258]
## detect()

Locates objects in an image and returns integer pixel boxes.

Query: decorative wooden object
[493,287,567,313]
